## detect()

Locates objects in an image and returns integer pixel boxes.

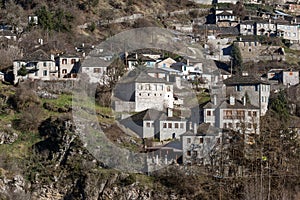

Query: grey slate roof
[19,49,52,62]
[181,123,221,136]
[120,68,169,84]
[223,74,270,85]
[216,11,234,16]
[218,99,259,110]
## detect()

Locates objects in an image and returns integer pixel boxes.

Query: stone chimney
[229,95,235,106]
[193,123,197,134]
[167,107,173,117]
[243,96,246,106]
[213,94,217,105]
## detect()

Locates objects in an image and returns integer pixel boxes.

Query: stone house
[277,22,299,42]
[126,53,157,70]
[155,57,176,68]
[112,68,174,113]
[233,39,285,62]
[255,20,277,36]
[120,108,187,141]
[279,69,299,86]
[223,74,270,116]
[239,21,255,36]
[55,55,80,78]
[81,55,109,83]
[268,68,299,86]
[200,95,260,135]
[13,49,57,84]
[0,71,4,81]
[181,123,222,164]
[216,0,238,3]
[0,30,17,41]
[215,10,238,27]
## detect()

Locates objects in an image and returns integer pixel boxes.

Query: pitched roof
[120,68,170,84]
[23,49,52,61]
[216,11,235,16]
[218,99,259,110]
[181,123,221,136]
[223,74,270,85]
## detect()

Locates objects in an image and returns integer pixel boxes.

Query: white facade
[217,0,238,3]
[277,23,299,42]
[135,82,174,112]
[56,55,80,78]
[281,70,299,86]
[13,59,56,84]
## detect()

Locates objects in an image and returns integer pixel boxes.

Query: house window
[253,111,257,117]
[200,138,203,144]
[146,122,151,127]
[248,123,252,129]
[207,110,211,116]
[43,62,47,67]
[248,111,252,116]
[237,110,245,119]
[193,151,198,157]
[145,84,150,90]
[175,123,179,128]
[224,110,233,119]
[187,151,191,156]
[205,138,211,144]
[35,71,38,76]
[180,123,184,129]
[168,123,172,129]
[187,138,191,143]
[71,59,76,64]
[224,123,227,128]
[93,68,101,73]
[255,85,259,91]
[163,123,167,128]
[236,85,241,91]
[228,123,233,128]
[62,59,67,64]
[167,86,171,91]
[62,69,67,74]
[43,70,48,76]
[139,93,141,96]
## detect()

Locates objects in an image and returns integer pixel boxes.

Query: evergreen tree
[231,43,243,73]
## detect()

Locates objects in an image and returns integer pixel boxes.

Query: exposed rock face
[0,173,30,200]
[18,116,178,200]
[0,128,18,144]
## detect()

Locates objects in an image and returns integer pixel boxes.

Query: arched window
[62,69,67,74]
[62,59,67,64]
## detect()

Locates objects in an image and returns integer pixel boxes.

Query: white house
[55,55,80,78]
[181,123,222,164]
[223,74,271,116]
[120,108,187,141]
[216,0,238,3]
[239,21,255,36]
[81,55,109,83]
[279,69,299,86]
[277,22,299,43]
[156,57,177,68]
[113,68,174,113]
[215,10,236,24]
[13,49,56,84]
[201,95,260,132]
